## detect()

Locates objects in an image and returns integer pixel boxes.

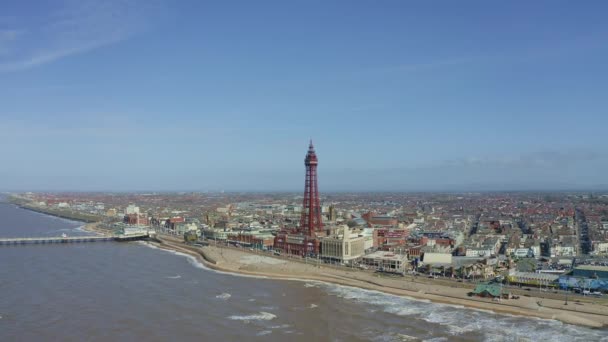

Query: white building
[513,248,533,258]
[202,228,229,240]
[176,222,199,235]
[594,242,608,254]
[125,204,140,215]
[423,252,453,265]
[320,226,365,264]
[465,247,494,258]
[361,251,409,274]
[554,244,576,257]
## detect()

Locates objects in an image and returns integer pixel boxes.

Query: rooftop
[362,251,408,261]
[575,265,608,272]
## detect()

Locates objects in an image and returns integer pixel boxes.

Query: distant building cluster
[15,144,608,292]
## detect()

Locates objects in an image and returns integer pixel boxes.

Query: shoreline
[8,198,102,223]
[152,235,608,329]
[20,205,608,330]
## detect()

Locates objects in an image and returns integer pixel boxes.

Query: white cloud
[0,0,166,72]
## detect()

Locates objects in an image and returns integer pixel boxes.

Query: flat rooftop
[575,265,608,272]
[362,251,408,261]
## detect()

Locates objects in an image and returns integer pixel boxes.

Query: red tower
[300,140,323,236]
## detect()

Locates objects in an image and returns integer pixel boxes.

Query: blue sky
[1,1,607,191]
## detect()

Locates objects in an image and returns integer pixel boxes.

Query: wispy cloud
[0,0,166,72]
[321,149,605,181]
[439,149,602,169]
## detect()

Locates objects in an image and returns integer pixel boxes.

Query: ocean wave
[136,241,272,280]
[323,284,608,341]
[309,304,318,309]
[135,240,608,341]
[256,330,272,336]
[166,275,181,279]
[216,293,231,300]
[228,311,276,321]
[269,324,291,329]
[304,282,320,288]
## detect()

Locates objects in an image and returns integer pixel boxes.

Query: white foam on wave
[270,324,291,329]
[228,311,277,322]
[216,293,231,300]
[166,275,181,279]
[256,330,272,336]
[136,241,272,279]
[309,304,318,309]
[323,284,608,341]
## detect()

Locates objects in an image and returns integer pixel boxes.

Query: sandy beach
[76,222,608,329]
[82,222,112,236]
[147,235,608,329]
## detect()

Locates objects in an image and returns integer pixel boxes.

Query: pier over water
[0,232,152,246]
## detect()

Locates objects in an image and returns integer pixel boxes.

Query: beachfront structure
[202,228,229,241]
[573,265,608,279]
[274,142,324,256]
[175,222,199,236]
[361,251,409,274]
[471,283,503,298]
[422,252,453,265]
[300,140,323,237]
[227,230,275,250]
[319,226,365,264]
[506,270,559,287]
